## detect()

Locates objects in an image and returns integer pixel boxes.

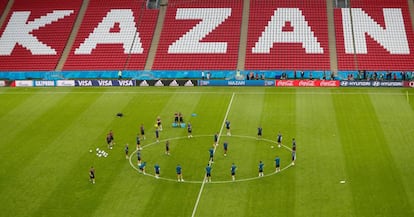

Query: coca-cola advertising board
[275,80,339,87]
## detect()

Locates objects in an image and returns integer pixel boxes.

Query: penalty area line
[190,92,235,217]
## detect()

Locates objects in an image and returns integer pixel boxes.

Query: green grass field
[0,87,413,217]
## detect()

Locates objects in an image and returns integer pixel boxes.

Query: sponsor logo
[320,80,339,87]
[184,80,194,86]
[117,80,134,86]
[276,80,294,87]
[410,81,414,88]
[34,80,55,86]
[198,80,210,86]
[228,80,245,86]
[154,80,164,86]
[97,80,113,86]
[169,80,179,86]
[0,80,5,87]
[57,80,75,86]
[298,80,316,87]
[15,80,33,87]
[76,80,93,86]
[139,80,149,86]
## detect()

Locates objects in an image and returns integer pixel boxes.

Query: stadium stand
[245,0,330,70]
[335,0,414,70]
[0,0,82,71]
[0,0,7,16]
[63,0,158,70]
[151,0,243,70]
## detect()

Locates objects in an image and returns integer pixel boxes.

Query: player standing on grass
[187,122,193,138]
[125,143,129,159]
[139,162,146,174]
[155,127,160,143]
[257,126,263,139]
[137,150,142,166]
[277,132,282,148]
[292,141,296,165]
[231,163,237,181]
[176,164,184,182]
[225,120,231,136]
[136,134,141,150]
[214,132,219,146]
[140,124,145,140]
[223,141,228,156]
[258,161,264,177]
[292,138,296,150]
[154,164,160,178]
[209,147,214,163]
[165,140,170,155]
[106,133,112,149]
[275,156,280,172]
[157,116,162,131]
[89,166,95,184]
[205,164,212,182]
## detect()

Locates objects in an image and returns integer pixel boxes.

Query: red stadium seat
[0,0,82,71]
[245,0,330,70]
[63,0,158,70]
[151,0,243,70]
[335,0,414,70]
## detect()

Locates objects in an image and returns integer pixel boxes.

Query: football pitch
[0,87,413,217]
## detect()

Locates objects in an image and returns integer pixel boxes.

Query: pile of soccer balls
[93,148,108,158]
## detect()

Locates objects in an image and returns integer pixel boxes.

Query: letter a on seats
[252,8,323,54]
[0,10,74,55]
[75,9,143,54]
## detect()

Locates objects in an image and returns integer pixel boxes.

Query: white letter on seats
[0,10,74,55]
[342,8,409,54]
[168,8,231,54]
[252,8,323,54]
[75,9,143,54]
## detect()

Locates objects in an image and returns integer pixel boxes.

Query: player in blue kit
[214,132,218,146]
[125,143,129,159]
[154,164,160,179]
[137,150,142,166]
[223,141,228,156]
[205,164,212,182]
[89,166,95,184]
[187,122,193,138]
[277,132,282,148]
[139,162,146,174]
[275,156,280,172]
[258,161,264,177]
[231,163,237,181]
[209,147,214,163]
[165,140,170,155]
[257,126,263,139]
[176,164,184,182]
[225,120,231,136]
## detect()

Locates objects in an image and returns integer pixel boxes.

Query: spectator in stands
[118,70,122,79]
[309,72,313,80]
[255,73,259,80]
[202,71,205,80]
[301,71,304,79]
[206,72,211,80]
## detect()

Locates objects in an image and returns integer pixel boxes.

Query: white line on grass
[190,92,235,217]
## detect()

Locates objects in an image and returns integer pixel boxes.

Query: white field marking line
[190,92,235,217]
[128,135,292,184]
[2,90,412,96]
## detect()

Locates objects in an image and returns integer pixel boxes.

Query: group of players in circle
[89,117,297,184]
